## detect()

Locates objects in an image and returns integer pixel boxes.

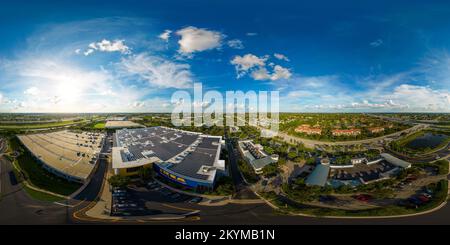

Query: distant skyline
[0,0,449,113]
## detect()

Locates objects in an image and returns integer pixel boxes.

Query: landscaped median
[257,179,448,218]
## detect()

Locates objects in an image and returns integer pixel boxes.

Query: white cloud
[158,30,172,42]
[231,53,291,80]
[83,39,130,56]
[420,50,450,88]
[24,87,41,96]
[251,67,272,80]
[1,57,146,112]
[370,39,383,47]
[120,53,193,89]
[49,96,61,105]
[250,65,291,81]
[274,53,289,61]
[291,83,450,112]
[271,65,292,80]
[96,39,130,53]
[230,54,268,77]
[246,32,258,36]
[84,49,94,56]
[75,49,81,54]
[386,84,450,111]
[287,90,317,98]
[227,39,244,49]
[175,26,224,55]
[130,101,145,108]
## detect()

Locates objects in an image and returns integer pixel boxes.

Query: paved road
[224,129,258,200]
[0,135,109,225]
[68,134,111,223]
[0,156,67,224]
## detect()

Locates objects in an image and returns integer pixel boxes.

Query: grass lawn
[93,122,106,129]
[22,185,65,202]
[0,120,86,130]
[9,137,81,196]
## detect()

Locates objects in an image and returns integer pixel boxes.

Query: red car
[418,195,430,203]
[354,194,372,202]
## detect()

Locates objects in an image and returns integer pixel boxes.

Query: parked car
[113,188,127,193]
[408,197,422,206]
[160,188,172,196]
[170,193,181,199]
[423,188,434,195]
[319,195,336,203]
[115,195,127,200]
[353,194,372,202]
[421,193,432,198]
[188,197,203,204]
[112,192,127,197]
[418,195,430,203]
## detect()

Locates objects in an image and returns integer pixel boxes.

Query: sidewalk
[153,178,230,201]
[84,164,113,219]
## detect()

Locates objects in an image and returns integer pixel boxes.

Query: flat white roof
[105,120,143,129]
[18,130,104,181]
[381,153,412,169]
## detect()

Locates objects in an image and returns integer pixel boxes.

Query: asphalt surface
[224,130,258,200]
[0,156,67,224]
[0,136,109,225]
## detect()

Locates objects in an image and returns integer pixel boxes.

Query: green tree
[262,163,279,178]
[108,175,130,188]
[265,146,275,155]
[287,151,297,160]
[138,167,152,181]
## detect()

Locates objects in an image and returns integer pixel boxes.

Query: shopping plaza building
[112,126,226,190]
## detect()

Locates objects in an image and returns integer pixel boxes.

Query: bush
[237,159,259,183]
[262,163,279,178]
[209,176,234,196]
[108,175,130,188]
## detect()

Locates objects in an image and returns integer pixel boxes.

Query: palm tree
[138,167,151,182]
[108,175,130,188]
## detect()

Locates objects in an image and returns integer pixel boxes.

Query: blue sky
[0,0,449,113]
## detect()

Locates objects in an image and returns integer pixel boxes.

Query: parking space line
[54,201,75,207]
[162,203,199,212]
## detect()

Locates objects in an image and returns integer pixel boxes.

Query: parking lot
[111,180,203,217]
[398,186,435,209]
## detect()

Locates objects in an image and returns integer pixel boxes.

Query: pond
[406,132,449,150]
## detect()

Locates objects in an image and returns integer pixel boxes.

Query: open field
[93,122,106,129]
[0,120,87,130]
